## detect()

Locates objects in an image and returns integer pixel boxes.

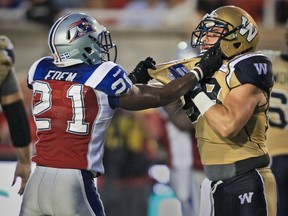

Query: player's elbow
[215,123,239,138]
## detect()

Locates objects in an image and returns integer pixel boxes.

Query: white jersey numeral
[67,84,89,134]
[33,81,89,134]
[33,81,52,130]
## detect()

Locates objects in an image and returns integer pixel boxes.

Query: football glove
[192,43,223,80]
[129,57,156,84]
[182,83,202,110]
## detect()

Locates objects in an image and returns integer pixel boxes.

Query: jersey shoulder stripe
[85,61,116,88]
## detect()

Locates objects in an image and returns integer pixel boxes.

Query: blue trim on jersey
[81,170,105,216]
[31,58,132,97]
[33,58,97,83]
[96,65,132,96]
[108,96,119,109]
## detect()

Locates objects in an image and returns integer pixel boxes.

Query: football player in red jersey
[0,35,32,196]
[19,12,222,216]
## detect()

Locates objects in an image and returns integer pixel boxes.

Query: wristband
[128,73,138,84]
[192,92,215,115]
[190,66,203,81]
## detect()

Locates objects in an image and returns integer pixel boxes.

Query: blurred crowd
[0,0,287,27]
[0,1,288,216]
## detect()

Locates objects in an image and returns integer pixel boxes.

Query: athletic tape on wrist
[190,66,203,81]
[192,92,215,115]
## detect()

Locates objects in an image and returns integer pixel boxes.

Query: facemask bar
[191,18,243,48]
[88,31,118,63]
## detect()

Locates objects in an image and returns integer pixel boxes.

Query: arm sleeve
[0,69,19,96]
[2,100,31,147]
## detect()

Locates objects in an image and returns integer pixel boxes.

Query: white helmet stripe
[48,13,72,63]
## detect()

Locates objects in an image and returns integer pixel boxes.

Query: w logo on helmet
[239,16,258,42]
[68,17,96,42]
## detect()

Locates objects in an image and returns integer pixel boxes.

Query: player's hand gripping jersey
[149,52,274,176]
[27,57,132,175]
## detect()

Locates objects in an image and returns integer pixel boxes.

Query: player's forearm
[2,100,31,147]
[15,144,32,164]
[120,73,198,110]
[1,91,23,105]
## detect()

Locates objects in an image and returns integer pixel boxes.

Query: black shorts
[208,167,277,216]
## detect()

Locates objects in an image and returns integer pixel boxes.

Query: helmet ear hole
[84,47,92,53]
[233,42,241,49]
[67,30,71,40]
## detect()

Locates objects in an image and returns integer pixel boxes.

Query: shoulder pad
[229,53,274,93]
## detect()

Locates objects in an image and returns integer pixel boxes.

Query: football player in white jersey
[0,35,32,195]
[144,5,277,216]
[259,22,288,216]
[19,13,222,216]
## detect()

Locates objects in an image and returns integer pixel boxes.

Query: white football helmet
[191,6,259,59]
[48,13,117,67]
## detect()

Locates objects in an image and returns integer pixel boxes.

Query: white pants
[20,166,105,216]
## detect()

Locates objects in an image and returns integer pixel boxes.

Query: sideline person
[0,35,32,196]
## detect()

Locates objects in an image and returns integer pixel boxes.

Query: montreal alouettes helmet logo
[67,17,96,42]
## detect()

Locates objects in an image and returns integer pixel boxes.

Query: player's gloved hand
[182,83,202,110]
[191,43,223,81]
[128,57,156,84]
[182,84,203,122]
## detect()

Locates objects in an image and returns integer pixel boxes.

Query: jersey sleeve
[84,61,133,96]
[0,68,19,96]
[228,54,274,94]
[96,64,132,96]
[27,57,48,89]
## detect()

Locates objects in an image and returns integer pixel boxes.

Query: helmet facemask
[87,31,117,63]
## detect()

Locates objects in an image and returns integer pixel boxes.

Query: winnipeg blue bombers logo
[68,17,96,42]
[239,16,258,42]
[238,192,254,204]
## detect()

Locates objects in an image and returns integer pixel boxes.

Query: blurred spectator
[0,35,32,196]
[197,0,228,15]
[198,0,264,22]
[25,0,59,26]
[120,0,167,27]
[0,0,24,8]
[259,22,288,216]
[106,0,129,8]
[85,0,106,8]
[160,105,205,216]
[164,0,201,30]
[52,0,84,9]
[275,0,288,23]
[228,0,264,21]
[99,109,162,216]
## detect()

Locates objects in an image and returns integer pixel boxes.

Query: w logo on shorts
[238,192,254,204]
